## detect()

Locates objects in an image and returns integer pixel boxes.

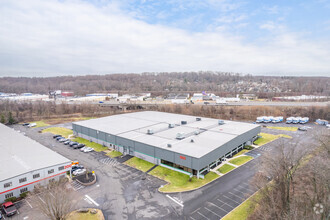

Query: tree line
[0,72,329,97]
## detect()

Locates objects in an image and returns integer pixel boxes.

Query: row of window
[4,187,28,199]
[3,166,65,188]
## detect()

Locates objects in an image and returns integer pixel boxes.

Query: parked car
[298,126,308,131]
[22,123,30,126]
[64,140,71,145]
[73,168,87,176]
[71,165,84,171]
[83,147,94,153]
[80,146,88,151]
[59,138,68,143]
[73,144,85,149]
[69,142,78,147]
[1,202,17,217]
[56,136,64,141]
[27,123,37,128]
[53,134,62,138]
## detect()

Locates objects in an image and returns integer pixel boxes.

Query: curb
[76,173,97,186]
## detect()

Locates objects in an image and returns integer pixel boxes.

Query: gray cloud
[0,0,329,77]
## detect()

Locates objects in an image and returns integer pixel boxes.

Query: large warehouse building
[73,111,260,178]
[0,124,71,203]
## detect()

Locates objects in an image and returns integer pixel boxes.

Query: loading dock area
[73,111,260,178]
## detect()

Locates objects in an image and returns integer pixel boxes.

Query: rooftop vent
[190,139,194,143]
[147,129,154,134]
[167,144,172,148]
[196,117,201,121]
[181,121,187,125]
[168,123,175,128]
[176,132,185,140]
[194,130,200,135]
[218,120,225,125]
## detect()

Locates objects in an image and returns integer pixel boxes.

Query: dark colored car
[73,143,85,149]
[56,136,64,141]
[69,142,78,147]
[53,134,62,138]
[22,123,30,126]
[2,202,17,217]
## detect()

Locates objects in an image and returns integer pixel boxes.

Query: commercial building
[73,111,260,178]
[0,124,71,203]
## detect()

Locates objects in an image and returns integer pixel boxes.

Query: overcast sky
[0,0,330,77]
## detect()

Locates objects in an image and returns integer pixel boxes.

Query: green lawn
[72,137,108,152]
[217,164,236,174]
[149,166,219,192]
[234,149,249,157]
[267,126,298,131]
[254,133,292,146]
[28,121,50,128]
[229,156,253,166]
[106,150,123,158]
[41,127,73,138]
[222,191,261,220]
[124,157,155,172]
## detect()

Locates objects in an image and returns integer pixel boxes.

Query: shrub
[5,196,17,203]
[244,145,254,150]
[20,191,29,198]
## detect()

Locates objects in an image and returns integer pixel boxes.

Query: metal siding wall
[89,129,97,138]
[116,137,134,148]
[134,142,155,157]
[191,158,200,170]
[98,131,106,141]
[174,153,192,167]
[155,148,174,162]
[81,126,89,136]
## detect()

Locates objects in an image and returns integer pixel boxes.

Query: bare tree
[29,179,78,220]
[250,133,330,220]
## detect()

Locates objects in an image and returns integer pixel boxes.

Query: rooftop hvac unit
[176,132,185,140]
[181,121,187,125]
[194,130,200,135]
[167,144,172,148]
[147,129,154,134]
[218,120,225,125]
[196,117,201,121]
[168,123,175,128]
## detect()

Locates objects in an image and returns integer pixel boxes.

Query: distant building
[61,91,74,97]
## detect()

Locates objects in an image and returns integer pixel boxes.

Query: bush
[244,145,254,150]
[20,191,29,198]
[5,196,17,203]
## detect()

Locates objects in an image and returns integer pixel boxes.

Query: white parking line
[216,199,235,209]
[209,202,228,214]
[49,192,55,198]
[229,192,244,200]
[237,184,255,193]
[190,216,197,220]
[233,187,248,195]
[204,207,222,218]
[197,211,210,220]
[38,196,46,204]
[85,195,99,207]
[222,195,240,204]
[166,195,184,207]
[25,199,33,208]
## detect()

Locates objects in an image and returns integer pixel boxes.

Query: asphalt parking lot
[10,122,323,220]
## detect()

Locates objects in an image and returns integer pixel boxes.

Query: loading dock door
[129,146,134,156]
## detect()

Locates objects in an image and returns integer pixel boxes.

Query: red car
[2,201,17,217]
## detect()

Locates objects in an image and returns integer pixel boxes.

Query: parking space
[188,181,257,220]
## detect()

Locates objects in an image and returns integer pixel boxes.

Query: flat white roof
[0,124,70,181]
[74,111,260,158]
